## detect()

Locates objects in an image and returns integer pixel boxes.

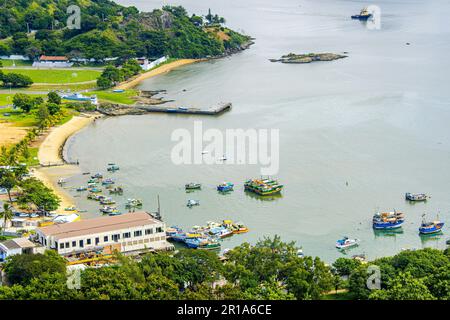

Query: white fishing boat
[187,199,200,207]
[336,236,360,249]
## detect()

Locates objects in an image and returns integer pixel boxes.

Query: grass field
[0,59,33,67]
[90,89,138,105]
[0,93,46,107]
[2,69,101,84]
[0,107,39,127]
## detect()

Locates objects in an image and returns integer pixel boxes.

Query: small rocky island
[270,53,348,64]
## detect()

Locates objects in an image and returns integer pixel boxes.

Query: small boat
[187,199,200,207]
[232,222,249,234]
[102,179,115,186]
[108,211,122,216]
[107,165,120,172]
[89,187,102,193]
[91,173,103,179]
[297,249,304,258]
[82,172,91,175]
[419,214,444,235]
[405,193,428,201]
[64,206,77,211]
[99,206,118,214]
[244,178,283,196]
[166,227,181,238]
[113,89,124,93]
[57,178,66,185]
[209,226,233,239]
[217,182,234,192]
[372,211,405,230]
[185,238,203,249]
[185,183,202,190]
[336,237,360,249]
[109,186,124,195]
[351,8,372,20]
[100,197,116,205]
[87,178,98,184]
[125,199,143,208]
[198,240,221,250]
[76,186,87,192]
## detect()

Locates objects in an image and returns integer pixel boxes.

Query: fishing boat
[107,165,120,172]
[166,227,181,238]
[232,222,249,234]
[372,211,405,230]
[102,179,115,186]
[108,211,122,216]
[76,186,87,192]
[336,237,360,249]
[64,206,77,211]
[185,183,202,190]
[125,198,143,208]
[419,214,444,235]
[297,249,304,258]
[209,226,233,239]
[185,237,203,249]
[57,178,66,185]
[405,193,428,201]
[89,187,102,193]
[99,206,118,214]
[198,240,221,250]
[187,199,200,207]
[217,182,234,192]
[100,197,116,205]
[91,173,103,179]
[244,178,283,196]
[109,186,124,195]
[351,8,372,20]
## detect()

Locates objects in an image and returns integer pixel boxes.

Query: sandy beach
[35,114,99,213]
[0,122,28,147]
[115,59,201,90]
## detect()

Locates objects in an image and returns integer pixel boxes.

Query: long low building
[35,212,172,256]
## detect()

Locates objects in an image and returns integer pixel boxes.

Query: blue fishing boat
[372,211,405,230]
[185,238,202,248]
[351,8,372,20]
[419,214,444,235]
[171,232,187,242]
[336,237,359,249]
[405,193,428,201]
[102,178,115,186]
[217,182,234,192]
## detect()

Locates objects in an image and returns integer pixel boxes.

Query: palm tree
[0,203,14,234]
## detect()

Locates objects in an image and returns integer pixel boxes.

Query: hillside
[0,1,251,60]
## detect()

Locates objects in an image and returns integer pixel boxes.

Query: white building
[32,55,73,68]
[138,56,168,71]
[35,212,172,256]
[0,238,41,262]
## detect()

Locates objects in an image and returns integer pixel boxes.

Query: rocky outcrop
[270,52,347,64]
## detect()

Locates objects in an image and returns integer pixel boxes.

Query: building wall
[36,222,166,255]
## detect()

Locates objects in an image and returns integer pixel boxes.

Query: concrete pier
[135,102,232,115]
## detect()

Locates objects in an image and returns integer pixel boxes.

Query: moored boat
[107,165,120,172]
[405,193,428,201]
[125,199,143,208]
[336,237,360,249]
[419,214,444,235]
[109,186,124,195]
[372,211,405,230]
[187,199,200,207]
[217,182,234,192]
[185,183,202,190]
[244,178,283,196]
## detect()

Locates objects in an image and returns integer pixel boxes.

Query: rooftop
[0,237,36,250]
[39,55,68,61]
[37,212,161,240]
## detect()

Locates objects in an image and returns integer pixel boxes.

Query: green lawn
[0,107,39,126]
[0,93,45,107]
[2,69,101,84]
[90,89,138,105]
[0,59,33,67]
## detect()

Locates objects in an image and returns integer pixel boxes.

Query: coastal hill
[0,1,251,60]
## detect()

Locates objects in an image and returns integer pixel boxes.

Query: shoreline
[115,59,203,90]
[35,114,100,214]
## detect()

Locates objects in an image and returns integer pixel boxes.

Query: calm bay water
[64,0,450,262]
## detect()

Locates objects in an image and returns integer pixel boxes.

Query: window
[134,230,142,237]
[65,242,69,248]
[156,227,163,233]
[72,241,76,247]
[145,228,153,235]
[87,239,91,245]
[59,243,63,249]
[79,240,84,248]
[112,234,120,242]
[104,236,109,242]
[95,237,99,245]
[123,232,131,239]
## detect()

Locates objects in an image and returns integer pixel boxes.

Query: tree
[332,257,362,277]
[0,168,18,202]
[1,73,33,88]
[96,76,113,89]
[0,203,14,233]
[12,93,34,112]
[369,272,436,300]
[36,104,50,131]
[17,178,60,212]
[47,92,61,105]
[3,250,66,285]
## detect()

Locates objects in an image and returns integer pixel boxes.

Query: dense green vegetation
[0,70,33,87]
[334,248,450,300]
[0,233,449,300]
[97,59,141,89]
[0,1,250,61]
